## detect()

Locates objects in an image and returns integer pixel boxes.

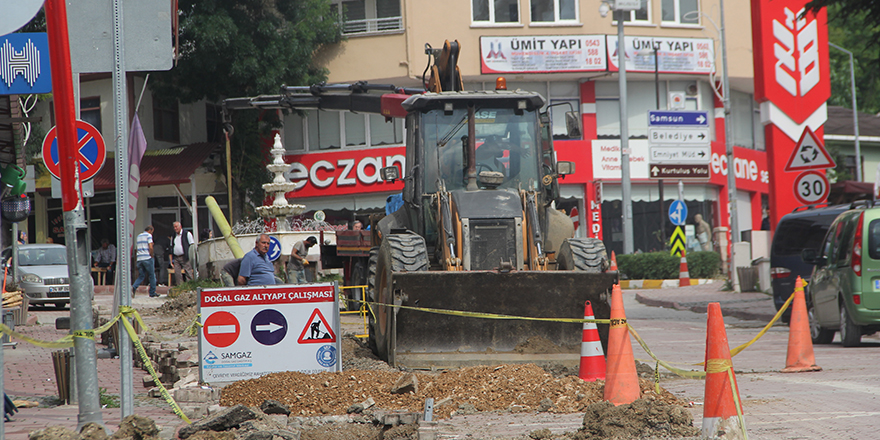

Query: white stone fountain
[255,133,305,231]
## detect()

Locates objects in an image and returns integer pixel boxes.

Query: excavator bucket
[381,271,617,369]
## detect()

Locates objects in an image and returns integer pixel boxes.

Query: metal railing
[342,16,402,34]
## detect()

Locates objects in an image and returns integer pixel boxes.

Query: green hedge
[617,251,721,280]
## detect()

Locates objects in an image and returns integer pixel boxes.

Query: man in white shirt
[170,221,194,285]
[132,226,157,297]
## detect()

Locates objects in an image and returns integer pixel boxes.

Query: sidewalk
[631,280,779,322]
[4,285,185,439]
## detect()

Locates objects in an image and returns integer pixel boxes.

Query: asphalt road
[430,293,880,439]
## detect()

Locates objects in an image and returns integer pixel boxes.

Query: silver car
[2,244,72,308]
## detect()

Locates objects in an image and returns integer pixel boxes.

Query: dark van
[771,203,860,321]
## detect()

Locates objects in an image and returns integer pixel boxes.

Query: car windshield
[18,248,68,266]
[422,107,540,193]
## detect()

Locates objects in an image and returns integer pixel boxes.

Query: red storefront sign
[751,0,830,229]
[283,146,405,198]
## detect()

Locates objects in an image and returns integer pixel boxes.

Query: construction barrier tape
[184,313,203,337]
[118,306,191,424]
[628,324,706,380]
[0,305,191,423]
[729,291,794,357]
[351,298,612,325]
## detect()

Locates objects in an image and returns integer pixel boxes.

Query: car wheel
[839,302,861,347]
[808,303,834,344]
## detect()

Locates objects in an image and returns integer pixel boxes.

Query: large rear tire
[556,238,607,273]
[369,234,429,363]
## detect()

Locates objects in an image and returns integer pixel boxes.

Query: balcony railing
[342,16,403,34]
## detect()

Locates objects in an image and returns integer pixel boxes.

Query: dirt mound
[571,399,700,439]
[219,363,686,420]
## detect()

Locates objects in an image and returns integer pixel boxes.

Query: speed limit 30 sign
[793,170,829,205]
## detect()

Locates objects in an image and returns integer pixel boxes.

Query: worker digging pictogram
[297,308,336,344]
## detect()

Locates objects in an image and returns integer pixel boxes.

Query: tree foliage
[806,1,880,114]
[150,0,342,216]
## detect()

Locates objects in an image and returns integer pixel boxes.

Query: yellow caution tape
[118,306,191,424]
[353,299,611,325]
[184,313,203,337]
[729,291,794,357]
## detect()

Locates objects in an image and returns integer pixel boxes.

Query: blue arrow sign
[268,236,282,262]
[648,110,709,126]
[669,200,687,226]
[250,309,287,346]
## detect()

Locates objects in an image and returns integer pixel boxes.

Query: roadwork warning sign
[198,283,341,382]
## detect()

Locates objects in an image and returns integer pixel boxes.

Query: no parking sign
[198,283,341,382]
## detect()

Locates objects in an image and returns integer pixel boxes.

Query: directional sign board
[0,33,52,95]
[42,120,107,181]
[784,127,835,172]
[669,226,686,256]
[668,200,687,226]
[199,283,341,382]
[648,110,710,166]
[649,164,710,179]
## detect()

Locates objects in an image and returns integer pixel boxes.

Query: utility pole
[617,8,634,254]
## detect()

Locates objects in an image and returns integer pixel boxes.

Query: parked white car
[2,244,73,308]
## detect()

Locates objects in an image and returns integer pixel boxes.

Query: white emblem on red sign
[773,7,820,98]
[784,127,835,172]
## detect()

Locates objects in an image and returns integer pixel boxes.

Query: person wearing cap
[288,236,317,284]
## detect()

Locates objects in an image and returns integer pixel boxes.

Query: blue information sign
[250,309,288,346]
[268,236,282,262]
[648,110,709,126]
[0,33,52,95]
[668,200,688,226]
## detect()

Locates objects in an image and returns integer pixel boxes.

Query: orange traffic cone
[679,250,690,287]
[702,302,746,438]
[781,276,822,373]
[579,301,606,381]
[609,251,618,272]
[603,284,640,405]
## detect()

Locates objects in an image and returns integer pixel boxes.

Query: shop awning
[92,142,218,191]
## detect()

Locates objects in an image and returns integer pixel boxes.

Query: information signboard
[198,283,341,382]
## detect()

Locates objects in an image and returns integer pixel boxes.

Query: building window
[80,97,102,132]
[730,90,764,150]
[205,103,223,143]
[332,0,402,34]
[530,0,577,23]
[661,0,699,25]
[616,0,650,23]
[152,94,180,143]
[472,0,520,24]
[843,155,863,181]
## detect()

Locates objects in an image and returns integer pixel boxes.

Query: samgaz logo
[316,345,337,368]
[772,7,819,99]
[203,351,218,365]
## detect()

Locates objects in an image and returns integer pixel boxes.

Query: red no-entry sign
[203,311,240,348]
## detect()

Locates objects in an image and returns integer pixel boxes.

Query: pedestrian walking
[170,221,194,285]
[132,225,157,297]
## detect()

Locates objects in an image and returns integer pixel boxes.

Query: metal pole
[111,0,134,417]
[618,10,634,254]
[829,43,861,181]
[720,0,738,244]
[45,0,103,428]
[655,47,665,248]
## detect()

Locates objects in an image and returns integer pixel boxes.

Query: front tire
[556,238,607,273]
[808,303,834,344]
[840,302,861,347]
[368,235,429,363]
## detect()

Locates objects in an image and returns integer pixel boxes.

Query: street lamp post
[719,0,738,245]
[829,42,861,181]
[617,8,634,254]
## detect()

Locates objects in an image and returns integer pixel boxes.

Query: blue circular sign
[250,309,287,346]
[316,345,337,368]
[267,236,282,261]
[668,200,687,226]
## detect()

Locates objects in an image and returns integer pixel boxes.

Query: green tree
[806,1,880,114]
[150,0,342,217]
